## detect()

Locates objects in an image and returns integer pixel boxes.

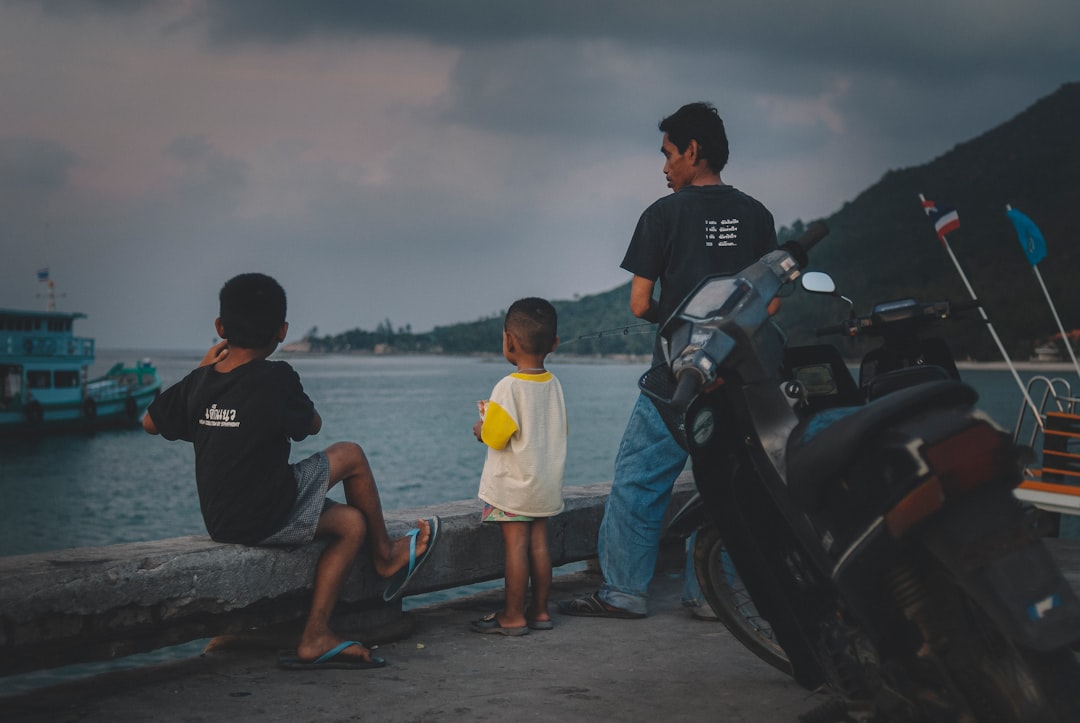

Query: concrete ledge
[5,470,1077,680]
[0,477,697,677]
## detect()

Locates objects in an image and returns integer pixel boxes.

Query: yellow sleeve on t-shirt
[480,400,518,450]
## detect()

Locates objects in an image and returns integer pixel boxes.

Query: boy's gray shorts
[258,451,337,546]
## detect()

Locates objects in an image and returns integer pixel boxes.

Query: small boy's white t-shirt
[478,371,567,517]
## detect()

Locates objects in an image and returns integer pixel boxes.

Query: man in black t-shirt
[560,103,777,619]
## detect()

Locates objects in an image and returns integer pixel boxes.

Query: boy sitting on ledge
[144,272,439,670]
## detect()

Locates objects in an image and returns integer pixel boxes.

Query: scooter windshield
[681,277,753,322]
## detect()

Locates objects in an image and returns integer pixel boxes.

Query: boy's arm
[475,402,517,450]
[199,340,229,368]
[143,341,224,436]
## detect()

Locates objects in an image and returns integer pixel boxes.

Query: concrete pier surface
[4,557,819,722]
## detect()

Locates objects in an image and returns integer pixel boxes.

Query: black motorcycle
[651,221,1080,721]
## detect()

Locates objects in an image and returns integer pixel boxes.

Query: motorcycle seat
[785,379,978,510]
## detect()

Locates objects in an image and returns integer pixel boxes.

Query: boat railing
[1015,375,1080,458]
[0,332,94,359]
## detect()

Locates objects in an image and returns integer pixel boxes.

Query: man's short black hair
[218,273,287,349]
[505,297,557,354]
[659,102,729,174]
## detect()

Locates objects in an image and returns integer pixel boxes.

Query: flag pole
[919,194,1043,429]
[1006,204,1080,384]
[1029,268,1080,383]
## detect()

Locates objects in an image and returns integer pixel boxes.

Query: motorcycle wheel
[930,571,1080,722]
[693,524,793,676]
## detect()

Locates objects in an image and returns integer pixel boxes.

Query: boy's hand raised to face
[199,340,230,368]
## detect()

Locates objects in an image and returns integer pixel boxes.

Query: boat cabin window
[54,370,80,388]
[2,365,21,404]
[27,370,52,389]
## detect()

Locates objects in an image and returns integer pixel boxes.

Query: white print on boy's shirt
[200,404,240,428]
[705,217,739,247]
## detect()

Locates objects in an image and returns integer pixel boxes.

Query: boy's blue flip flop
[278,641,387,670]
[382,516,441,602]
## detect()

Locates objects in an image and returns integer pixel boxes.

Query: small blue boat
[0,290,161,435]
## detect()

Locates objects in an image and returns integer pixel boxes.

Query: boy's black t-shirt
[148,359,315,544]
[621,184,778,363]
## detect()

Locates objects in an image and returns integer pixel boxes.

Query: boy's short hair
[505,297,557,354]
[219,273,287,349]
[659,102,729,174]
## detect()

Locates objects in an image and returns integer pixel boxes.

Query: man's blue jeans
[597,393,690,615]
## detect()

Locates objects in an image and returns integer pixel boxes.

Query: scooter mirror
[801,271,836,295]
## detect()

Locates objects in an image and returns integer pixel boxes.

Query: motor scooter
[653,221,1080,721]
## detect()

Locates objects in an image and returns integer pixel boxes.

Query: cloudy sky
[2,1,1077,351]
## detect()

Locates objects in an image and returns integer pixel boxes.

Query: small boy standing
[471,297,567,636]
[144,273,439,669]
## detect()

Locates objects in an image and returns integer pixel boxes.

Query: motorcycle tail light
[885,476,945,538]
[922,422,1002,493]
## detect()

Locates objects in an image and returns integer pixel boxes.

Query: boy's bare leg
[293,442,432,662]
[498,521,530,628]
[297,503,373,662]
[528,518,552,623]
[325,441,431,578]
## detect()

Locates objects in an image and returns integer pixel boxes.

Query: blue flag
[36,267,50,282]
[1006,207,1047,266]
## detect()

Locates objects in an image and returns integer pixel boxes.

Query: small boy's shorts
[258,451,336,545]
[481,503,534,523]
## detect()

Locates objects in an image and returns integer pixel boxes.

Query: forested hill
[777,81,1080,361]
[306,83,1080,360]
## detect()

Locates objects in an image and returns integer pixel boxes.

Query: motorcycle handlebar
[780,219,828,269]
[816,297,981,338]
[670,371,704,415]
[795,220,830,253]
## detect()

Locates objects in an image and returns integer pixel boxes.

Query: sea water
[0,352,645,556]
[1,350,1075,694]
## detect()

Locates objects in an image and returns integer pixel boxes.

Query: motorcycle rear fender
[919,490,1080,652]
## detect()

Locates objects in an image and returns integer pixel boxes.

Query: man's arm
[629,275,659,323]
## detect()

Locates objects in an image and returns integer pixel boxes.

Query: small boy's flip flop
[383,516,441,602]
[470,612,529,636]
[277,641,387,670]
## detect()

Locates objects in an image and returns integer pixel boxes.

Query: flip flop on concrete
[470,612,529,636]
[557,592,646,619]
[383,516,441,603]
[278,641,387,670]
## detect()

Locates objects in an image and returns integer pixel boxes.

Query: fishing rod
[559,322,656,347]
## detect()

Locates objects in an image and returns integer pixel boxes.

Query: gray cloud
[164,134,249,210]
[193,1,1079,79]
[0,137,78,200]
[1,0,1077,350]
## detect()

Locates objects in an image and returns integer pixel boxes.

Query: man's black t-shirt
[621,184,777,362]
[148,359,315,544]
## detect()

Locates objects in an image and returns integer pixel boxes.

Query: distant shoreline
[104,347,1079,373]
